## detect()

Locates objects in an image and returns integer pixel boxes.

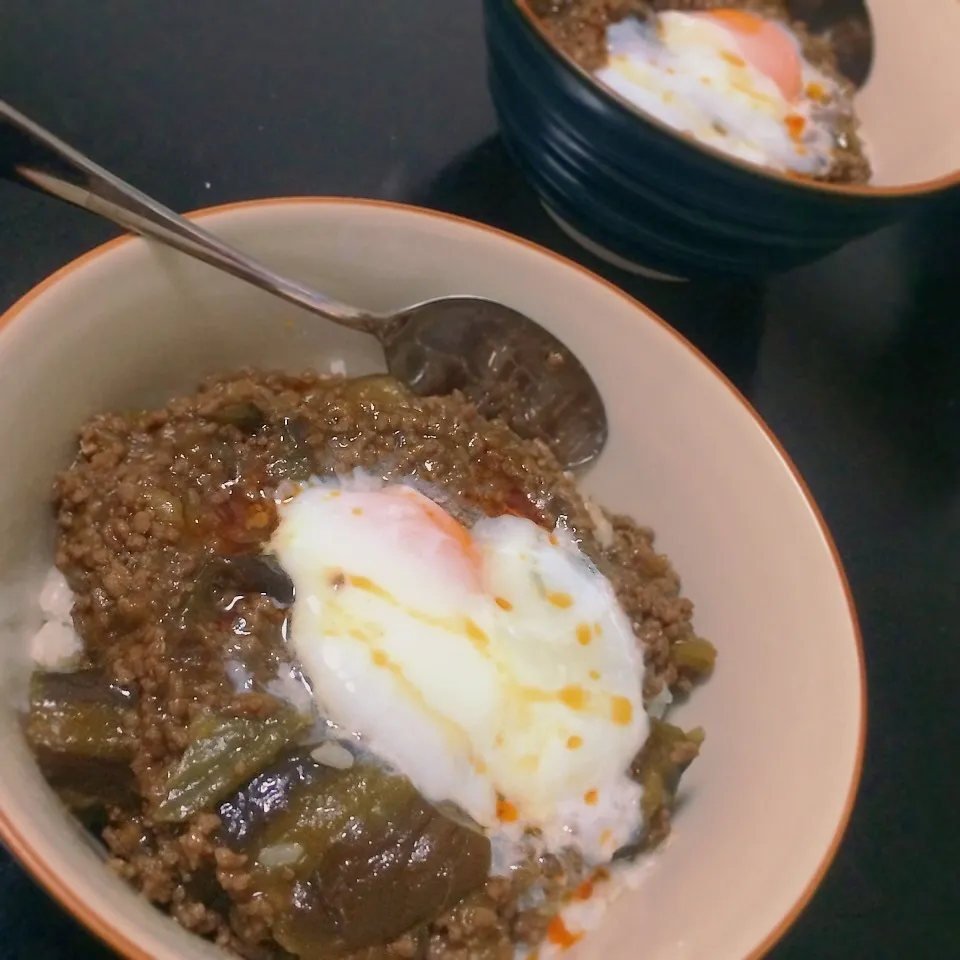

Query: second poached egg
[597,10,849,176]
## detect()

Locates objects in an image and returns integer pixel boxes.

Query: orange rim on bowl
[512,0,960,199]
[0,197,867,960]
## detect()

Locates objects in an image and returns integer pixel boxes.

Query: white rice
[646,683,674,720]
[265,661,316,715]
[30,567,83,671]
[583,497,615,549]
[310,741,355,770]
[257,842,305,869]
[223,659,255,692]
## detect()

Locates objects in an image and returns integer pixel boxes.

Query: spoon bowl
[385,296,607,468]
[0,100,607,471]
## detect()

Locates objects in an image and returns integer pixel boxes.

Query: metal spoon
[0,100,607,470]
[786,0,874,90]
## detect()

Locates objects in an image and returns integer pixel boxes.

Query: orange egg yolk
[700,9,803,102]
[382,485,482,582]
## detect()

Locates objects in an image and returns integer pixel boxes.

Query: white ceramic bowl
[0,199,864,960]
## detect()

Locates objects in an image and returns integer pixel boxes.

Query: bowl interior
[518,0,960,191]
[0,199,863,960]
[858,0,960,187]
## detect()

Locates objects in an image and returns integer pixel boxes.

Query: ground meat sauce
[528,0,871,184]
[28,370,715,959]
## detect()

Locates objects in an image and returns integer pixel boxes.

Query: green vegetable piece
[140,486,185,529]
[26,670,135,763]
[341,375,412,407]
[246,762,491,956]
[155,706,310,823]
[634,719,705,831]
[25,670,138,812]
[267,417,316,482]
[671,638,718,676]
[209,401,267,432]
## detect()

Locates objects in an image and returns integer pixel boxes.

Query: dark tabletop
[1,2,957,958]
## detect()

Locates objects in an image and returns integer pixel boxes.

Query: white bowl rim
[0,196,867,960]
[510,0,960,199]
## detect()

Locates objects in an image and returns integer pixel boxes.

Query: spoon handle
[0,100,376,331]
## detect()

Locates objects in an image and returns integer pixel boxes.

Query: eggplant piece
[200,554,295,608]
[25,669,137,811]
[26,670,135,761]
[267,417,316,483]
[208,402,313,480]
[219,754,326,847]
[39,754,137,812]
[181,555,295,627]
[155,706,310,823]
[228,760,490,957]
[209,401,268,433]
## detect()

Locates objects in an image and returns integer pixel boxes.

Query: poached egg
[597,9,851,176]
[270,476,649,864]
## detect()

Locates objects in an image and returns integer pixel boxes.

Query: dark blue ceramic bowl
[482,0,960,279]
